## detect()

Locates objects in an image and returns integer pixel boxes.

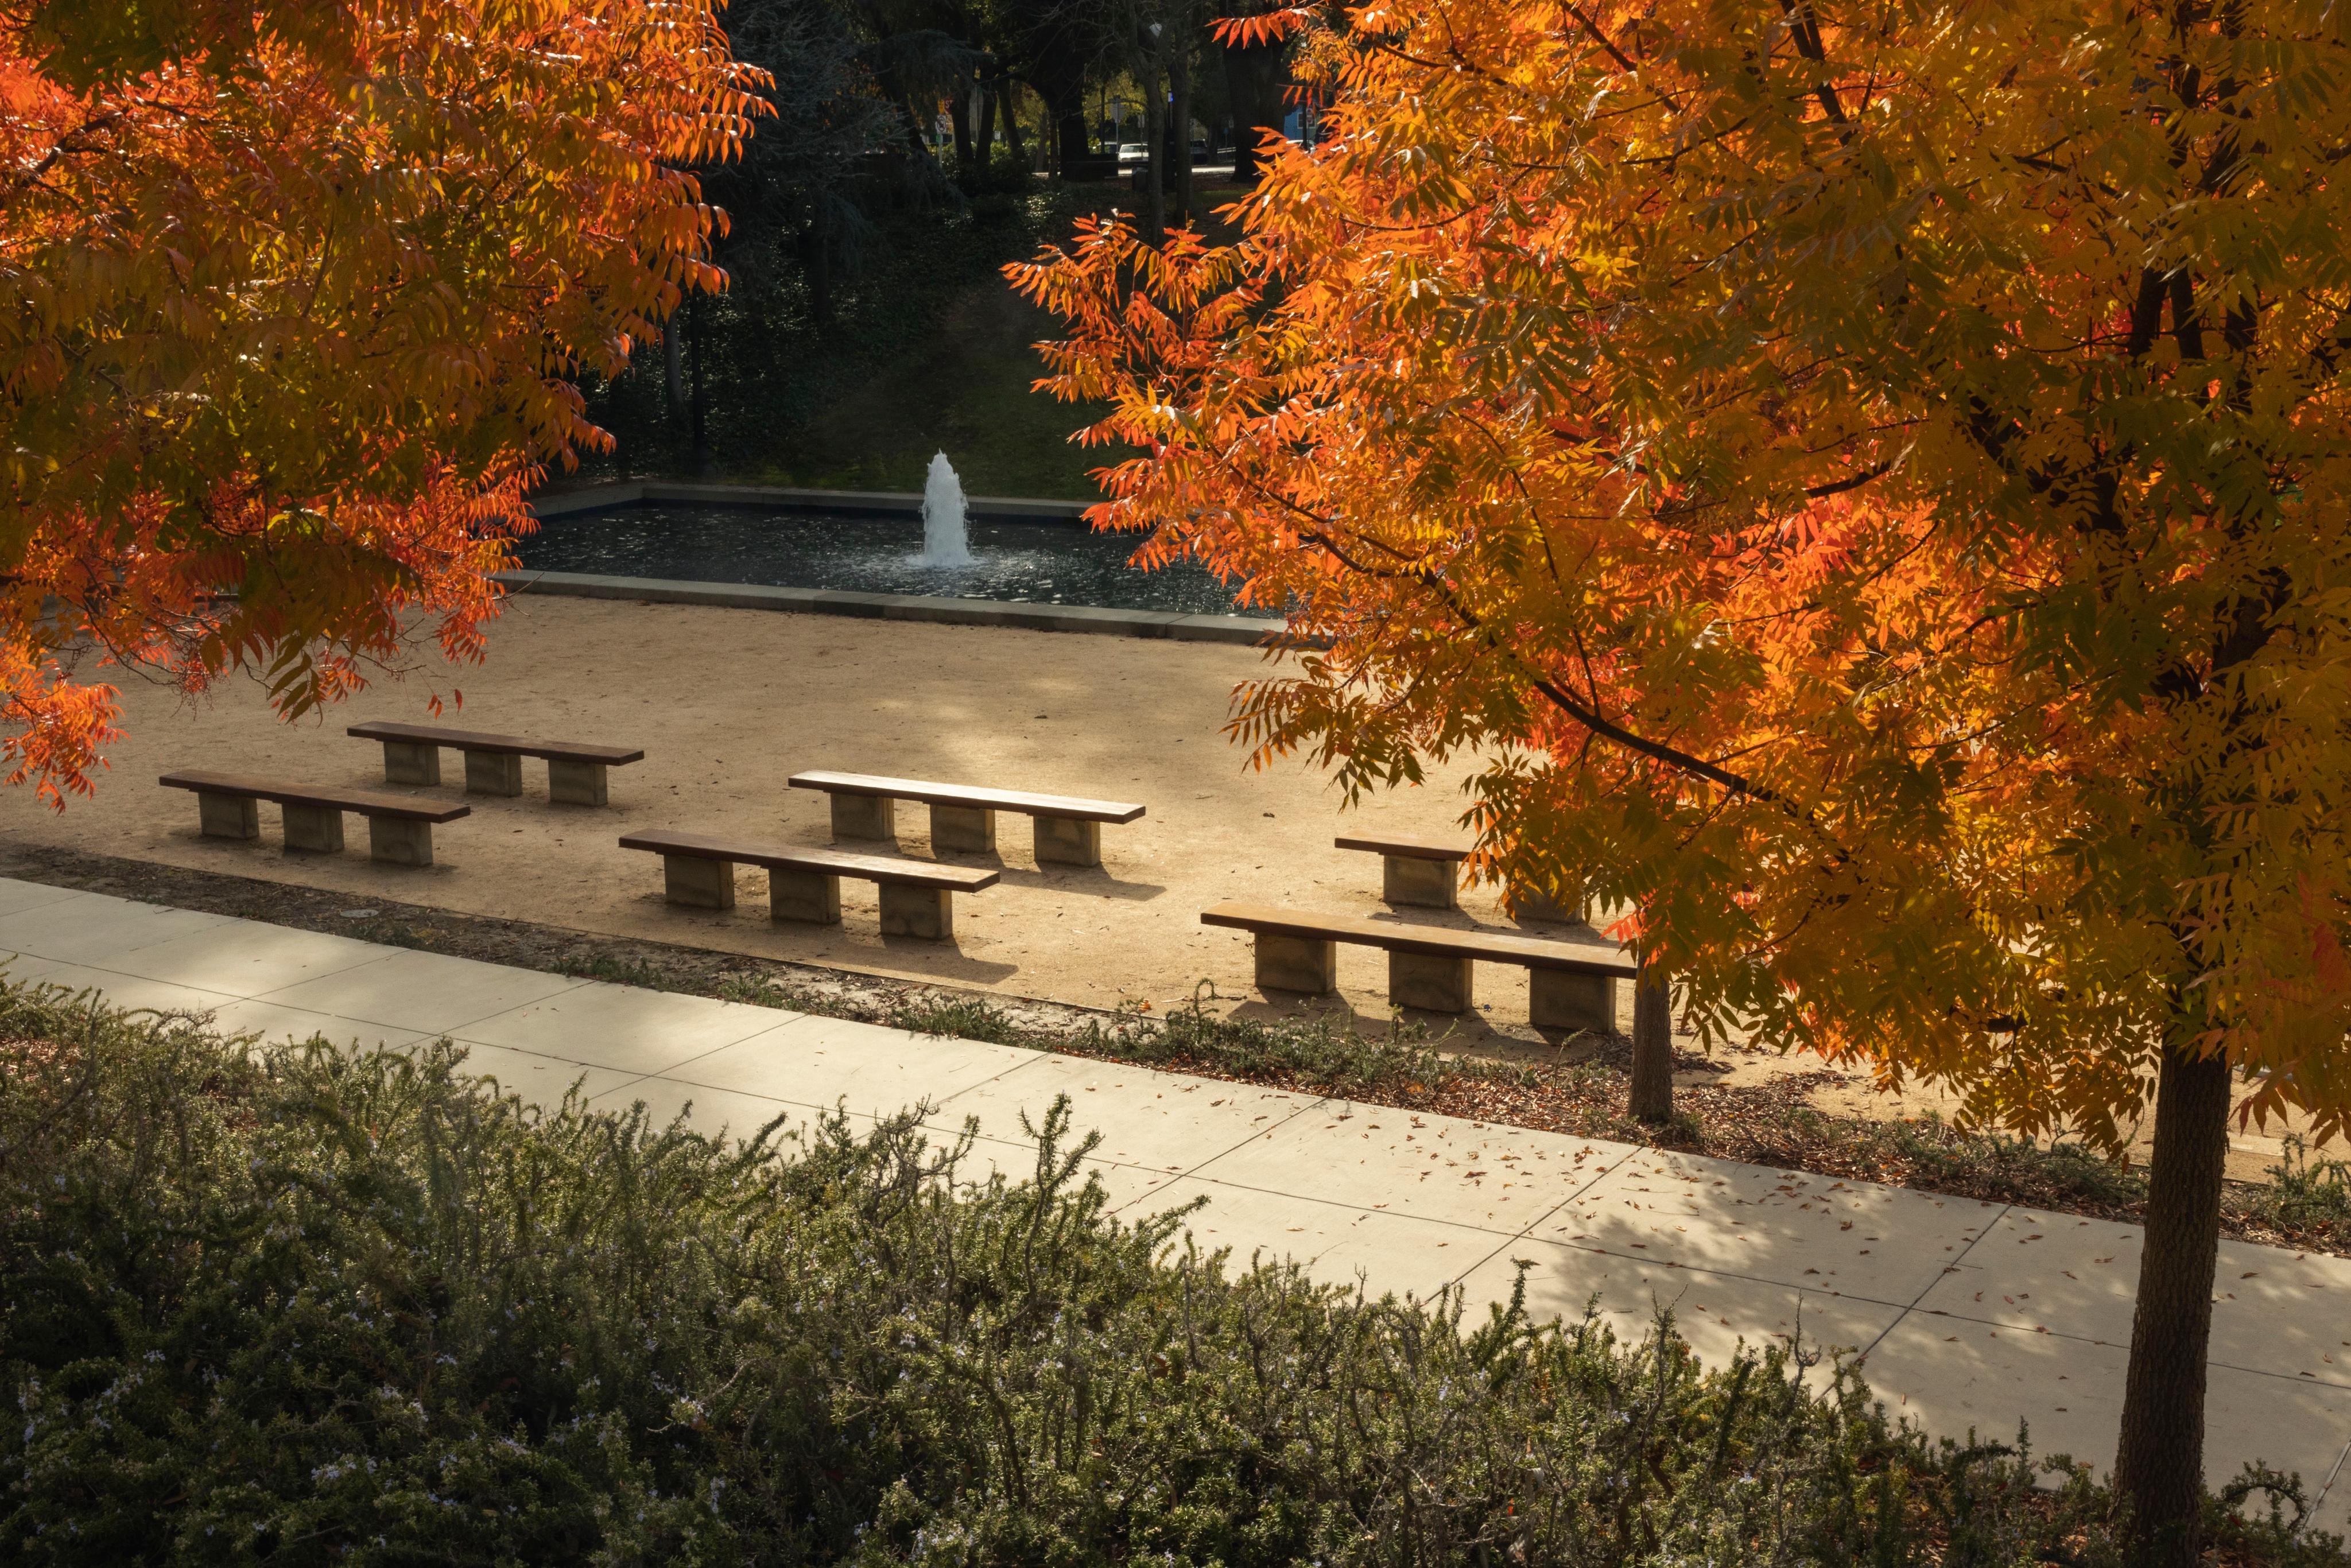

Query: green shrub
[2251,1135,2351,1237]
[1,982,2340,1565]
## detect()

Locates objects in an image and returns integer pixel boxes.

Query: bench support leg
[381,740,441,787]
[1390,950,1473,1014]
[547,758,610,807]
[1507,883,1586,925]
[367,818,436,868]
[281,802,346,855]
[661,855,735,910]
[878,884,953,941]
[769,867,842,925]
[1383,855,1459,909]
[930,802,996,853]
[1255,933,1337,995]
[1033,814,1101,867]
[1530,969,1615,1034]
[463,750,524,797]
[830,793,896,841]
[197,792,259,840]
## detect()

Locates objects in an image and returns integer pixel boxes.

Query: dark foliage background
[568,0,1272,500]
[583,181,1115,499]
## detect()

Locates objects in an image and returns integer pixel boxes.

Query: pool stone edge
[489,569,1302,648]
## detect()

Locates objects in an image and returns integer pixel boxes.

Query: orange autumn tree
[1012,0,2351,1559]
[0,0,763,803]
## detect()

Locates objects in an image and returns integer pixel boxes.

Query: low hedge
[0,982,2337,1565]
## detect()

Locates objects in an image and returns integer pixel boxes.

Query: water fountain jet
[918,452,973,566]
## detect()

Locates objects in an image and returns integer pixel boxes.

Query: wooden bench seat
[161,771,470,866]
[787,770,1146,867]
[1201,901,1636,1031]
[348,721,644,805]
[1333,832,1472,909]
[620,828,999,940]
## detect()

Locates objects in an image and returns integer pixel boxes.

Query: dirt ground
[1,593,2325,1180]
[7,595,1555,1015]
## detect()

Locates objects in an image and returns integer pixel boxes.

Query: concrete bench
[161,770,470,867]
[787,770,1146,867]
[619,829,999,941]
[347,721,644,806]
[1200,901,1636,1031]
[1334,834,1589,921]
[1334,832,1472,909]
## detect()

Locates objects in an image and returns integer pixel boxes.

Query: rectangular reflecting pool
[515,504,1273,618]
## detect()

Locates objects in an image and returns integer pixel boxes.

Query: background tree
[684,0,894,465]
[0,0,758,802]
[1013,1,2351,1561]
[837,0,983,183]
[711,0,890,327]
[1009,0,1107,171]
[1216,4,1289,187]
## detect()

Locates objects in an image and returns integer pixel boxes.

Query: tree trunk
[662,318,684,418]
[688,292,708,471]
[1141,56,1166,244]
[897,96,931,161]
[2113,1043,2230,1568]
[1628,960,1674,1123]
[1169,5,1194,226]
[976,79,998,166]
[1221,34,1285,187]
[1002,77,1026,165]
[949,91,973,169]
[1028,29,1091,171]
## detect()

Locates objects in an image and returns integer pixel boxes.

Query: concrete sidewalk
[5,874,2348,1528]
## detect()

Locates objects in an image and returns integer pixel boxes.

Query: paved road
[4,874,2346,1526]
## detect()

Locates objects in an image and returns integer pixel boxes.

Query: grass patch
[1719,1104,2155,1212]
[346,917,446,952]
[3,980,2342,1565]
[554,952,683,991]
[886,991,1030,1045]
[1105,988,1467,1099]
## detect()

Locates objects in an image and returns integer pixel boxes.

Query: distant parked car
[1116,142,1147,166]
[1190,138,1208,160]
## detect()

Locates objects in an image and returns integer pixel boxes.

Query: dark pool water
[515,505,1271,617]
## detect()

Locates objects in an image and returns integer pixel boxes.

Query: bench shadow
[865,839,1167,902]
[871,936,1021,983]
[1505,915,1601,938]
[984,865,1167,902]
[615,890,1022,984]
[164,825,460,878]
[1356,905,1608,941]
